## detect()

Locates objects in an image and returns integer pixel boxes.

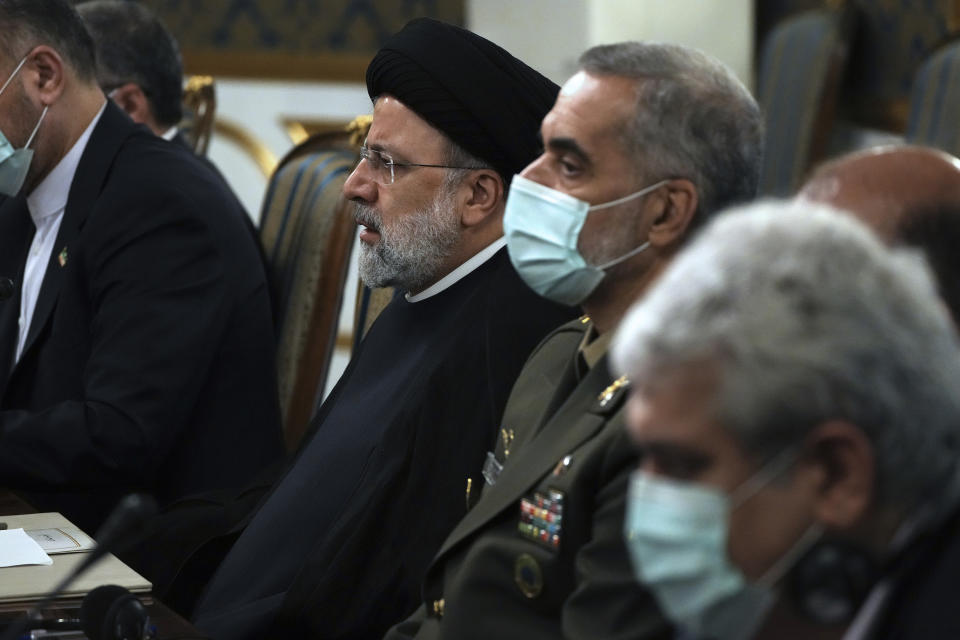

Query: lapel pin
[501,427,515,459]
[57,246,68,267]
[552,454,573,476]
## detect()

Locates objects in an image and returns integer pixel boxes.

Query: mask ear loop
[587,179,670,211]
[730,448,800,508]
[24,105,48,150]
[595,240,650,270]
[758,523,825,589]
[0,56,28,96]
[587,180,669,270]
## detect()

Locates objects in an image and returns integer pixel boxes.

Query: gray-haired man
[613,199,960,640]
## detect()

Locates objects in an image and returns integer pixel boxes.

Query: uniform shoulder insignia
[597,375,630,408]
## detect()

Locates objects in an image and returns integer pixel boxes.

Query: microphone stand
[0,495,157,640]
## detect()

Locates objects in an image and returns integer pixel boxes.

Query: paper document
[25,527,95,554]
[0,513,150,603]
[0,528,53,567]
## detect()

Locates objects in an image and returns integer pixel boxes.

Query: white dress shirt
[16,102,106,363]
[405,236,507,303]
[160,126,178,141]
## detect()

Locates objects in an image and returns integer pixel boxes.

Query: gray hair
[579,42,763,227]
[611,199,960,508]
[442,136,498,196]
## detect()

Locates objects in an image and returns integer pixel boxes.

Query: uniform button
[431,598,445,618]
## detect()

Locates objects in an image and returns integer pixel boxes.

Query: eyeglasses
[358,144,482,185]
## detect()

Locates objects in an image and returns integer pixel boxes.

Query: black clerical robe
[193,248,575,640]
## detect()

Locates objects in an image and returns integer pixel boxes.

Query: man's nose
[519,152,552,188]
[343,159,377,203]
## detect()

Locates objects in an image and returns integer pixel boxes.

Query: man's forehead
[541,73,637,148]
[559,70,589,97]
[368,95,447,152]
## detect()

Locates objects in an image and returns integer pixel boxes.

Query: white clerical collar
[27,100,107,223]
[406,236,507,303]
[161,125,178,141]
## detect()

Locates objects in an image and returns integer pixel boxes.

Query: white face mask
[624,453,822,640]
[0,57,47,197]
[503,174,667,306]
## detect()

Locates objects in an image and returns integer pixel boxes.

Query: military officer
[385,41,764,639]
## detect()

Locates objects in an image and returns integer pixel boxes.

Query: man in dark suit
[76,0,183,143]
[191,18,576,640]
[386,42,763,639]
[612,199,960,640]
[0,0,282,535]
[77,0,267,307]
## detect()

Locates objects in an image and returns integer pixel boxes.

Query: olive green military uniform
[385,318,671,640]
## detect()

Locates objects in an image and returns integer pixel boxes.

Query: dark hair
[0,0,97,82]
[579,42,764,228]
[77,1,183,126]
[899,206,960,323]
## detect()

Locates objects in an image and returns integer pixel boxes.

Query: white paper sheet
[0,528,54,567]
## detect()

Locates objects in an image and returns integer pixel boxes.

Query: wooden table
[0,490,207,639]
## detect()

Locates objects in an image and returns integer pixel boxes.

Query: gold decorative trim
[335,332,353,350]
[280,118,353,145]
[951,0,960,34]
[213,118,279,177]
[346,114,373,146]
[183,50,371,83]
[182,75,217,155]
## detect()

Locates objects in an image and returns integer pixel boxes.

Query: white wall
[467,0,588,84]
[587,0,754,87]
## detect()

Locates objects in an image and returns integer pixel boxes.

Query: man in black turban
[190,18,575,640]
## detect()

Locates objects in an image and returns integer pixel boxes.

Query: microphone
[0,585,152,640]
[0,494,158,640]
[0,277,13,301]
[80,585,152,640]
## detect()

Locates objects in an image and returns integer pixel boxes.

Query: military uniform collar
[576,317,611,369]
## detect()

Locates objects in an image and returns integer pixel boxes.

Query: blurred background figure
[77,1,183,140]
[800,145,960,320]
[613,199,960,640]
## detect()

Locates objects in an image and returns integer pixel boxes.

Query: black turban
[366,18,559,182]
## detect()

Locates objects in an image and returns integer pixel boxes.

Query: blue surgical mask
[624,453,821,640]
[0,57,47,197]
[503,174,668,306]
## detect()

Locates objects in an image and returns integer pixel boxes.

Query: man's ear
[647,178,699,247]
[461,169,505,227]
[802,420,875,530]
[24,46,66,106]
[108,82,152,126]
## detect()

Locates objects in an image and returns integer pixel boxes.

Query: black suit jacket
[169,130,271,308]
[868,505,960,639]
[0,102,283,534]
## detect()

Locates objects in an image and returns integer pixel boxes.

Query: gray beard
[355,187,461,292]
